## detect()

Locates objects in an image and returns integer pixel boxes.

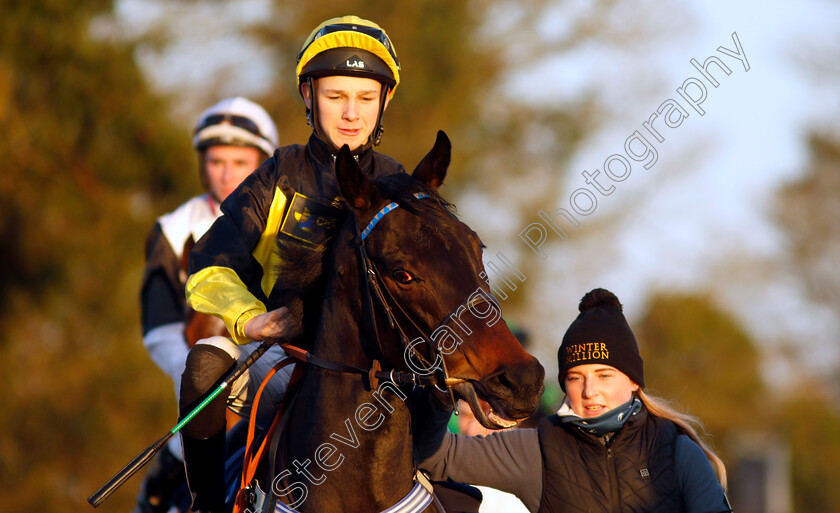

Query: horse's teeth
[488,410,518,429]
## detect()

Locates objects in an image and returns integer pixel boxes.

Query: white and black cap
[192,96,278,156]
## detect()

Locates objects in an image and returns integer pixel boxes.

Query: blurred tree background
[1,0,838,512]
[0,2,194,512]
[771,132,840,511]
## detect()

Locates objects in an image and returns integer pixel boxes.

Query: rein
[235,344,447,513]
[281,343,463,389]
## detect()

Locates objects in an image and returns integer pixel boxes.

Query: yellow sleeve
[253,186,288,297]
[186,266,267,345]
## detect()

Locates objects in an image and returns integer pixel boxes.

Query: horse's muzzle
[453,359,545,429]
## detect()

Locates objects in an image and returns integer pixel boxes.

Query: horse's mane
[373,173,465,253]
[373,173,456,217]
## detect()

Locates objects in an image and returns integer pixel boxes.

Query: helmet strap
[305,77,339,153]
[372,84,390,147]
[197,149,210,193]
[306,77,318,131]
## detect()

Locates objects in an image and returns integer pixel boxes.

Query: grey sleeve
[419,429,543,512]
[676,435,733,513]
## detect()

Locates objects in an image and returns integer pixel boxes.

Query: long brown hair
[636,389,728,490]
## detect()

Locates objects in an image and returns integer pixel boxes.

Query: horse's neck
[289,338,417,511]
[286,233,418,512]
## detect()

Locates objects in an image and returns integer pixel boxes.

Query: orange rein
[233,349,301,513]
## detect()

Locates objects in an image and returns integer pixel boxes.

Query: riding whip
[87,340,273,508]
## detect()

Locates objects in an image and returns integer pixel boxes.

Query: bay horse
[250,131,545,513]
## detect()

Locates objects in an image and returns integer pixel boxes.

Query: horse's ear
[411,130,451,190]
[335,144,375,210]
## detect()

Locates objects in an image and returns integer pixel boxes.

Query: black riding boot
[179,343,236,513]
[181,431,227,513]
[133,447,187,513]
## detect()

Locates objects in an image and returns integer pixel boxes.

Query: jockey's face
[204,145,263,202]
[564,364,639,418]
[302,75,389,151]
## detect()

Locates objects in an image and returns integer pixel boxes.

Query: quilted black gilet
[536,407,683,513]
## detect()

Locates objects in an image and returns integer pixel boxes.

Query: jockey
[179,16,406,513]
[137,97,278,513]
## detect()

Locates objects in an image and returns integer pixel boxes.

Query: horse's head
[335,131,545,428]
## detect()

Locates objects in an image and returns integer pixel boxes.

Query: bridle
[355,192,463,409]
[285,191,497,409]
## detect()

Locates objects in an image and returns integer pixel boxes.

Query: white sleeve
[143,321,189,397]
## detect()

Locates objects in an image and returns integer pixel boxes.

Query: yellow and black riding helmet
[296,15,400,149]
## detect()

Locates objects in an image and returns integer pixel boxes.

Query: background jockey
[178,16,407,513]
[137,96,278,513]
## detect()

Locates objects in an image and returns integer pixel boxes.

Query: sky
[463,0,840,382]
[112,0,840,384]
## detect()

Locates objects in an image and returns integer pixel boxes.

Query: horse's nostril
[495,373,515,390]
[489,362,544,392]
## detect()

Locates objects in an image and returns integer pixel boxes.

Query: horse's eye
[392,269,414,284]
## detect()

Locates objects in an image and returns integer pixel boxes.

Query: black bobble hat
[557,288,645,391]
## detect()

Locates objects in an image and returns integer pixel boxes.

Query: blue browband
[359,193,429,241]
